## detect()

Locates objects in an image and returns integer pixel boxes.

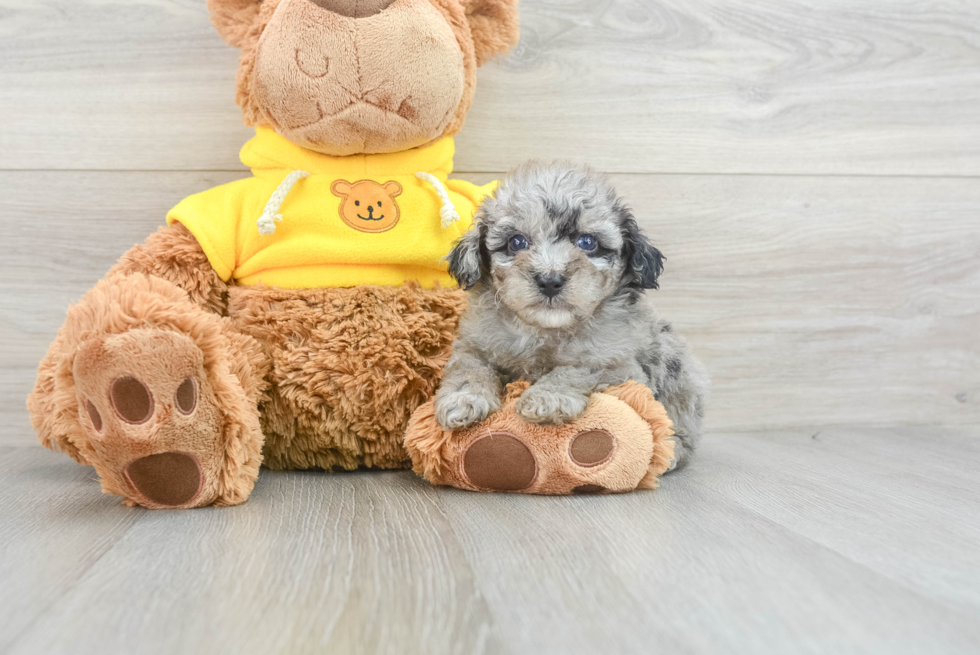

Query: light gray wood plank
[0,446,143,652]
[3,170,978,445]
[437,471,980,654]
[5,431,980,655]
[5,459,503,655]
[0,370,35,446]
[2,0,980,174]
[685,427,980,614]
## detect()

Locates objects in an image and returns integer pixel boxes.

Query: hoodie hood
[240,127,457,179]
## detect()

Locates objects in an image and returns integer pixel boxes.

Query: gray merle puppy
[435,163,708,468]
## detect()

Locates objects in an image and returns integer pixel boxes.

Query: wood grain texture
[0,446,142,652]
[3,429,980,654]
[7,466,502,655]
[685,427,980,614]
[1,0,980,174]
[3,170,978,445]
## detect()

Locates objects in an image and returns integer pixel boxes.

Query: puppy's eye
[576,234,597,252]
[508,234,529,252]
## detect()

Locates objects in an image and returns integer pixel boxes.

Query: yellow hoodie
[166,127,494,289]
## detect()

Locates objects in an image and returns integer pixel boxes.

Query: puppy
[434,163,708,468]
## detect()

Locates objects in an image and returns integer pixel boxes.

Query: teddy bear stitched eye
[355,200,360,206]
[508,234,528,252]
[576,234,597,252]
[378,201,382,207]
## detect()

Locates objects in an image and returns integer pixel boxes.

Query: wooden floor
[2,0,979,652]
[1,428,978,654]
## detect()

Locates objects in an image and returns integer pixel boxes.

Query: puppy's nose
[535,273,566,298]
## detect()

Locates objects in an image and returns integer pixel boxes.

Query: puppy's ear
[207,0,263,49]
[446,224,486,290]
[461,0,520,66]
[621,215,665,290]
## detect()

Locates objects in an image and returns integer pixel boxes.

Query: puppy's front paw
[516,386,589,425]
[435,390,499,430]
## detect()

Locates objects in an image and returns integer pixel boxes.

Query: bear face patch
[331,179,402,233]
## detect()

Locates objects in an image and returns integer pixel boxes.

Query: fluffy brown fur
[229,282,467,471]
[405,380,675,494]
[462,0,520,66]
[207,0,264,49]
[110,223,228,315]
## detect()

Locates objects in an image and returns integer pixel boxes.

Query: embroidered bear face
[207,0,519,156]
[331,179,403,233]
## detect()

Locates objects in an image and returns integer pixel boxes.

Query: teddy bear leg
[29,274,269,508]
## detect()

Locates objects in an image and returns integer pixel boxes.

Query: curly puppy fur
[435,163,708,468]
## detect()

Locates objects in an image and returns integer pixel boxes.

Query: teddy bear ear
[207,0,264,48]
[460,0,520,67]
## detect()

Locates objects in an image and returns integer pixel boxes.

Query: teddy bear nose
[535,273,566,298]
[309,0,395,18]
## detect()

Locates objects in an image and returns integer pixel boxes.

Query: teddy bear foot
[405,381,676,495]
[72,329,242,509]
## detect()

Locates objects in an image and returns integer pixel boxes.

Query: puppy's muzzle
[535,273,566,299]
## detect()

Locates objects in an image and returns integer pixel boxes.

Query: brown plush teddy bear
[27,0,519,509]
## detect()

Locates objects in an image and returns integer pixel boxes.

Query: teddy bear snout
[253,0,465,155]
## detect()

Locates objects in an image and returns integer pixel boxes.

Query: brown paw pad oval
[569,429,615,467]
[175,377,197,415]
[125,452,203,507]
[110,376,154,424]
[85,399,103,432]
[572,484,608,495]
[462,432,537,492]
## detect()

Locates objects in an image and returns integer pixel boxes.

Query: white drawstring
[257,170,311,235]
[415,172,460,228]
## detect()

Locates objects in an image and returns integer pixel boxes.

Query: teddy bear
[27,0,519,509]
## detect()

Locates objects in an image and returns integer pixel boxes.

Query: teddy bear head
[207,0,519,156]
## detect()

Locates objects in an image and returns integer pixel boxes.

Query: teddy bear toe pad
[125,452,204,507]
[461,431,538,491]
[569,429,616,467]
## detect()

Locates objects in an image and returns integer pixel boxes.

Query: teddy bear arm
[108,222,229,316]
